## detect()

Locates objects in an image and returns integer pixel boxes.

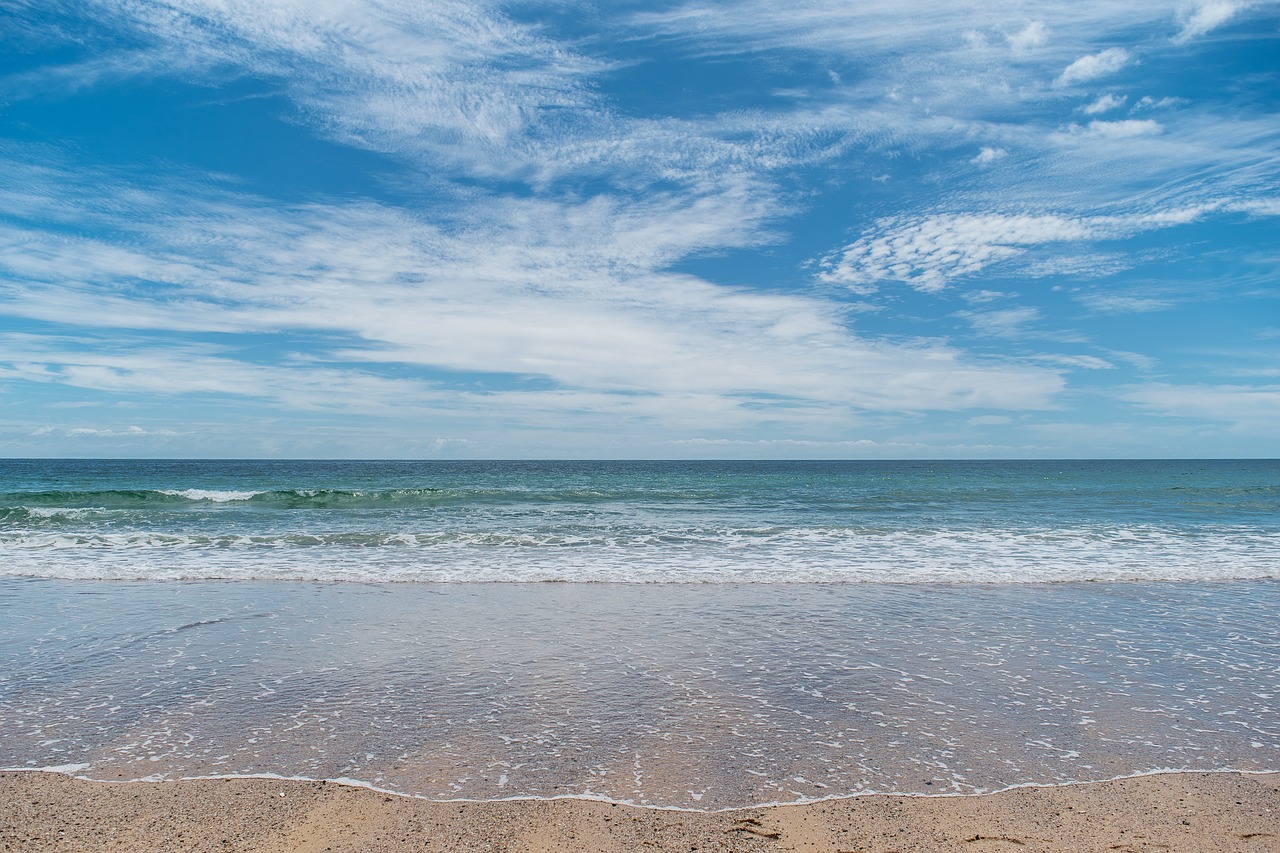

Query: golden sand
[2,770,1277,852]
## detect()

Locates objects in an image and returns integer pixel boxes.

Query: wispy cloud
[34,424,180,439]
[3,0,1277,455]
[1121,382,1280,432]
[1076,292,1177,314]
[1173,1,1244,43]
[1055,48,1131,87]
[1083,93,1127,114]
[817,205,1216,292]
[1078,118,1163,138]
[1034,354,1115,369]
[1022,252,1133,279]
[0,333,446,413]
[1006,20,1049,53]
[73,0,604,178]
[0,157,1066,426]
[14,0,846,197]
[1132,95,1183,111]
[959,306,1042,339]
[632,1,1165,66]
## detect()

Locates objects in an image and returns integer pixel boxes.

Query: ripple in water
[1,579,1277,809]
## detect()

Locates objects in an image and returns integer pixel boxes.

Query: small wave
[160,489,263,502]
[0,489,197,508]
[0,488,289,509]
[0,487,458,510]
[0,506,105,524]
[0,486,683,511]
[0,525,1276,584]
[246,488,448,508]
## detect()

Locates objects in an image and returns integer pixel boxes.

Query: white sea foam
[0,525,1275,583]
[7,765,1278,812]
[12,506,101,519]
[3,762,93,775]
[159,489,264,502]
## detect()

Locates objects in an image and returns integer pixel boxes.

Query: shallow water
[3,579,1277,809]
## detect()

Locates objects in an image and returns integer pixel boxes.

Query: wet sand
[2,770,1277,852]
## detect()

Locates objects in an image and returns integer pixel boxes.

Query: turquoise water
[1,460,1277,808]
[2,459,1277,582]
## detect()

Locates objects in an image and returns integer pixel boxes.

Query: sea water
[3,459,1278,583]
[0,459,1277,808]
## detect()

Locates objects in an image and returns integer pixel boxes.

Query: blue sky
[1,0,1277,458]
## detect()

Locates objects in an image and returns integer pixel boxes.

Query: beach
[3,461,1278,848]
[8,0,1280,834]
[4,769,1278,851]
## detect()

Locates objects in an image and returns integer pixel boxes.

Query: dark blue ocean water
[1,459,1277,582]
[1,460,1277,807]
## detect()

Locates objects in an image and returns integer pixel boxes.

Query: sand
[1,770,1277,852]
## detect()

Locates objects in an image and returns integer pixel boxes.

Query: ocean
[3,459,1278,583]
[1,459,1277,808]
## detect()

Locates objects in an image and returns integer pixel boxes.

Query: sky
[1,0,1277,459]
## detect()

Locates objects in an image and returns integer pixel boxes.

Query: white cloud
[4,0,1276,454]
[58,425,178,438]
[971,146,1008,165]
[1006,21,1049,53]
[820,213,1088,293]
[633,1,1165,66]
[1173,1,1242,43]
[18,0,848,197]
[1232,198,1280,217]
[1080,118,1162,137]
[1083,93,1127,114]
[15,0,1264,221]
[963,289,1013,303]
[1104,349,1159,371]
[0,162,1068,426]
[817,205,1216,291]
[0,334,447,413]
[84,0,604,179]
[1022,252,1132,279]
[1055,47,1130,86]
[12,0,1269,226]
[618,0,1213,177]
[1132,95,1182,110]
[1033,354,1115,369]
[960,306,1041,338]
[1121,383,1280,431]
[1077,292,1176,313]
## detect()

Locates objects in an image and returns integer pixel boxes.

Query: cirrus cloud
[1174,1,1243,43]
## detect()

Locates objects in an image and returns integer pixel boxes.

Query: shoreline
[3,770,1277,852]
[9,764,1280,811]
